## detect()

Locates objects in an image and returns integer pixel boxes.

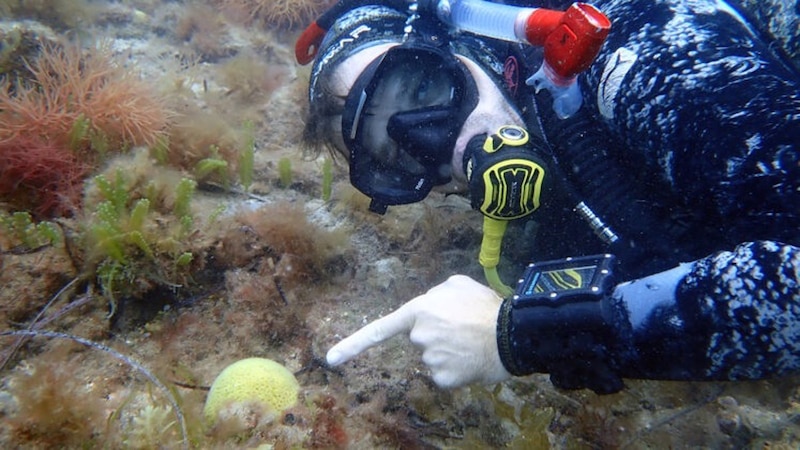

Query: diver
[296,0,800,394]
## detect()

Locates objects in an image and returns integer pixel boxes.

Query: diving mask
[342,43,478,214]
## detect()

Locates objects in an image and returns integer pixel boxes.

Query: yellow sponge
[203,357,300,425]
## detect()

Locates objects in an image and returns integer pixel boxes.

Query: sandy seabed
[1,1,799,449]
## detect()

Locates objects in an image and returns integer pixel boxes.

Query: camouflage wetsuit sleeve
[673,241,800,379]
[585,0,800,380]
[607,241,800,383]
[497,241,800,393]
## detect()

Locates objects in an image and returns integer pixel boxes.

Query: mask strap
[296,0,413,64]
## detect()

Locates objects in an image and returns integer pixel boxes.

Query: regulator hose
[531,89,679,274]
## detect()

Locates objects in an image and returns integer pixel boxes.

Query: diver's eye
[415,77,431,102]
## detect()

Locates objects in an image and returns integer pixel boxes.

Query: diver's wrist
[495,255,625,393]
[496,296,530,377]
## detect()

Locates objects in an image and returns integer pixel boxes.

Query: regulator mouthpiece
[463,125,549,295]
[525,3,611,118]
[463,125,547,220]
[526,63,583,119]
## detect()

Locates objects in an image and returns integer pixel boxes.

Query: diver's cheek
[451,142,468,183]
[451,111,501,181]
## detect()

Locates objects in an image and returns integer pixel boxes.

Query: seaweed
[174,177,197,234]
[0,329,190,449]
[214,0,333,29]
[278,157,293,188]
[195,156,229,184]
[0,134,90,217]
[82,166,203,313]
[321,157,333,201]
[0,41,169,155]
[0,40,171,218]
[0,211,61,251]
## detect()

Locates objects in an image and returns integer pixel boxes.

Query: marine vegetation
[0,211,61,250]
[213,0,333,29]
[0,40,170,217]
[0,0,100,30]
[1,329,190,449]
[79,154,205,313]
[321,157,333,201]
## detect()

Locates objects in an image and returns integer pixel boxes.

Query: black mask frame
[341,43,478,214]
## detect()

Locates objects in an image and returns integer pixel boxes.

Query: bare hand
[327,275,511,388]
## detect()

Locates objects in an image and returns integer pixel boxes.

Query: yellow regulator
[463,125,550,296]
[464,125,547,220]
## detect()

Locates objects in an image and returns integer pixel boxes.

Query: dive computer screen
[514,254,615,305]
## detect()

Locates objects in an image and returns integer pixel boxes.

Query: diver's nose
[387,106,458,163]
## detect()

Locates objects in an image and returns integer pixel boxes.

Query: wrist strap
[496,295,624,394]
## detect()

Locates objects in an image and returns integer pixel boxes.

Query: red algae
[0,135,89,217]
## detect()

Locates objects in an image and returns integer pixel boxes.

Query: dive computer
[498,253,624,394]
[511,253,615,305]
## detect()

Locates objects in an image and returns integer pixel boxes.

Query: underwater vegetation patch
[0,211,61,250]
[214,0,334,29]
[0,40,170,217]
[0,0,100,31]
[80,157,206,313]
[1,330,190,449]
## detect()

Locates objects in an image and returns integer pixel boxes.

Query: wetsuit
[497,0,800,393]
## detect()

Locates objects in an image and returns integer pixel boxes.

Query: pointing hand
[326,275,511,388]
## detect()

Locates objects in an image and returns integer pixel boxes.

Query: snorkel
[434,0,610,119]
[297,0,611,118]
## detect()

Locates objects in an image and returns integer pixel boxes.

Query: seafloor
[0,1,799,449]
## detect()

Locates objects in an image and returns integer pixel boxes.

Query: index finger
[326,302,416,366]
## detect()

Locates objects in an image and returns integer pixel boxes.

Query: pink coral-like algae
[0,41,170,217]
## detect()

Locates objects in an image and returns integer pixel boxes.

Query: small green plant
[66,108,119,159]
[321,157,333,201]
[95,168,129,216]
[150,135,170,165]
[68,113,91,151]
[195,145,230,189]
[88,126,111,157]
[91,197,154,264]
[239,121,255,192]
[0,211,61,249]
[208,204,226,224]
[84,169,199,309]
[278,157,292,188]
[173,177,196,233]
[195,157,228,180]
[174,252,193,267]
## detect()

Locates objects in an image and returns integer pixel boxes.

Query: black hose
[531,89,681,274]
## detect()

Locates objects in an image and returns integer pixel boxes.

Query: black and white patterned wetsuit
[498,0,800,393]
